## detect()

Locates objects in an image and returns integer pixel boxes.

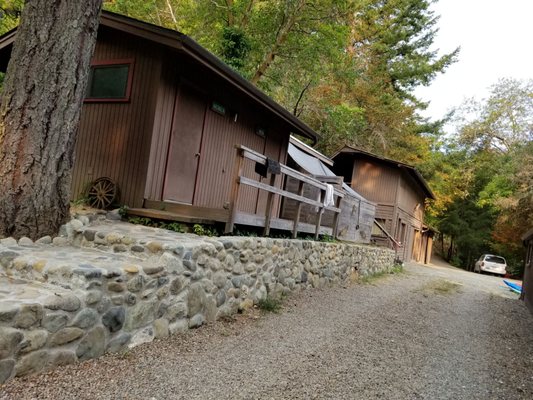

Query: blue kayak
[503,280,522,294]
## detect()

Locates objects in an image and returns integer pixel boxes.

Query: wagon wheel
[87,177,117,209]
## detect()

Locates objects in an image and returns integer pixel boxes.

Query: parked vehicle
[474,254,507,275]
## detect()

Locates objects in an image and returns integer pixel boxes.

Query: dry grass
[358,265,405,285]
[416,279,462,296]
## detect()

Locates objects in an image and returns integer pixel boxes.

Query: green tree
[427,78,533,274]
[313,0,458,158]
[0,0,23,90]
[0,0,23,34]
[456,78,533,152]
[100,0,456,164]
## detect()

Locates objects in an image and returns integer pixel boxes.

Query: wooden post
[263,172,277,236]
[292,180,305,238]
[225,147,245,233]
[331,195,342,238]
[314,189,325,240]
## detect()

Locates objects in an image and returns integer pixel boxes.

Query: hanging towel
[324,184,335,208]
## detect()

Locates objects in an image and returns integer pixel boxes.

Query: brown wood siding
[128,44,294,223]
[372,204,395,246]
[195,108,264,212]
[351,160,400,204]
[396,208,420,261]
[72,27,161,207]
[376,204,394,223]
[163,83,208,203]
[398,173,426,222]
[144,59,178,200]
[144,54,290,216]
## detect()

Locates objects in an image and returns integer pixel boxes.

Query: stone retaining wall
[0,219,395,384]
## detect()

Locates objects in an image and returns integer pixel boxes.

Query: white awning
[288,143,366,200]
[288,143,334,176]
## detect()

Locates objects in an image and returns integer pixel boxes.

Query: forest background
[0,0,531,275]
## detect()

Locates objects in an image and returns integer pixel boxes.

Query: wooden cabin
[522,228,533,314]
[0,12,349,237]
[332,146,435,262]
[281,137,376,243]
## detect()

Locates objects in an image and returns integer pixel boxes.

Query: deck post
[331,195,342,238]
[263,173,277,236]
[292,180,305,238]
[225,147,245,233]
[314,189,325,240]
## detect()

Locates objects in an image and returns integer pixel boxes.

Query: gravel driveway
[1,261,532,400]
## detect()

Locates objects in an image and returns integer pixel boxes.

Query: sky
[415,0,533,122]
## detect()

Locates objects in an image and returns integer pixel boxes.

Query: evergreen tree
[0,0,103,239]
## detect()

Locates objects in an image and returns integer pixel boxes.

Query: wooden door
[163,84,207,204]
[412,229,422,262]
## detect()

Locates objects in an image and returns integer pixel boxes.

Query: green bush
[257,296,283,313]
[193,224,219,237]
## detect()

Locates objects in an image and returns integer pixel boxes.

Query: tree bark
[446,238,454,262]
[0,0,102,240]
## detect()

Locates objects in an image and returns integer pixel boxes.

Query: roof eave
[178,35,318,142]
[0,11,320,143]
[332,145,435,200]
[101,12,319,143]
[404,167,435,200]
[0,28,16,51]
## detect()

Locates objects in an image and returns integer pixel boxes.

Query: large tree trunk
[0,0,102,240]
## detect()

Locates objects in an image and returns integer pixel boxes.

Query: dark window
[85,59,133,102]
[399,222,407,244]
[485,255,505,264]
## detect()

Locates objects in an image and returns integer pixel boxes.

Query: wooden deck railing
[372,219,402,252]
[225,145,344,239]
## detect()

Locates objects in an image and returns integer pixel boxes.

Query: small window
[85,59,134,102]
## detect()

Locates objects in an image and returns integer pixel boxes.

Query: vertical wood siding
[398,174,425,220]
[351,160,400,204]
[144,59,178,201]
[72,27,161,208]
[338,153,432,261]
[144,55,290,216]
[195,106,272,213]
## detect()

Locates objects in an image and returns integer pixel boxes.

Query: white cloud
[415,0,533,122]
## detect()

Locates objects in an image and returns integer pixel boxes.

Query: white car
[474,254,507,275]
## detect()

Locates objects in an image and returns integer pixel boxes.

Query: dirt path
[1,262,531,400]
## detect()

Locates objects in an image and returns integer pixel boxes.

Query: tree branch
[165,0,178,30]
[224,0,234,26]
[293,80,312,116]
[250,0,306,84]
[240,0,255,28]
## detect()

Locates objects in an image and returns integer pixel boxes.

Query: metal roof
[288,142,368,201]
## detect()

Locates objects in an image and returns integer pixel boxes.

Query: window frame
[84,58,135,103]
